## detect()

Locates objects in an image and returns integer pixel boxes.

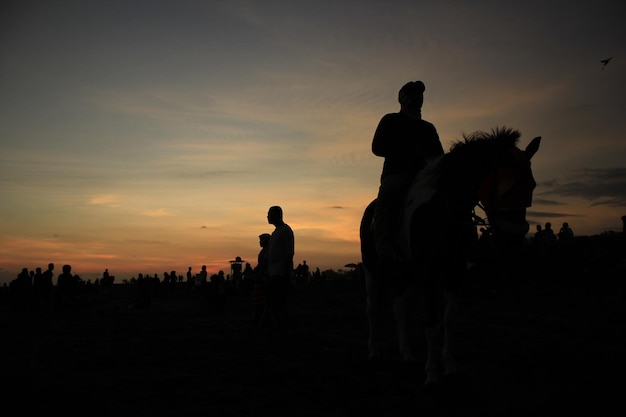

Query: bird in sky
[600,57,613,70]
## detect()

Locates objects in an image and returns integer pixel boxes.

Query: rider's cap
[398,81,425,104]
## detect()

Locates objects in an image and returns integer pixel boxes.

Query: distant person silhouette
[313,267,321,281]
[210,270,226,311]
[255,233,271,278]
[101,268,114,287]
[33,266,43,283]
[301,260,309,282]
[11,267,31,306]
[41,263,54,304]
[18,267,31,286]
[295,263,303,281]
[533,224,544,245]
[371,81,444,273]
[186,266,193,291]
[32,267,46,308]
[131,273,151,308]
[56,264,79,310]
[259,206,294,332]
[242,262,254,294]
[198,265,208,290]
[169,270,177,291]
[544,222,556,243]
[232,257,243,290]
[558,222,574,241]
[43,263,54,282]
[253,233,271,327]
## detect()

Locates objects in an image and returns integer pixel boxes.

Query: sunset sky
[1,0,624,285]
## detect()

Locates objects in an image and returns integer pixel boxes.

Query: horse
[360,127,541,385]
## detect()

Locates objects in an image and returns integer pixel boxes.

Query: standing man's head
[267,206,284,226]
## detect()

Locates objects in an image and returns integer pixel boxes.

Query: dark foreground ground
[2,263,625,416]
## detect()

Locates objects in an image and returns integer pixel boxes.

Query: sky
[1,0,625,285]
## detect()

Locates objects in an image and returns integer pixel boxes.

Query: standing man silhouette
[261,206,294,332]
[372,81,444,273]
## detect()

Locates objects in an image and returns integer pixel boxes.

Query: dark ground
[2,260,625,416]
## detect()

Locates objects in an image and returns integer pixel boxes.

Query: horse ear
[525,136,541,159]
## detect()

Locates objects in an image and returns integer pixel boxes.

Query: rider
[372,80,444,271]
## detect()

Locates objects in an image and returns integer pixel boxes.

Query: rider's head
[398,81,425,117]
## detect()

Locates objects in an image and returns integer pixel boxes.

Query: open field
[2,256,625,416]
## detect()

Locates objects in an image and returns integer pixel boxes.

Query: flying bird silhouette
[600,57,613,70]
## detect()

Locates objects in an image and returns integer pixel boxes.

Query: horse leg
[394,290,416,362]
[424,324,443,385]
[442,290,458,376]
[365,268,382,360]
[424,290,459,384]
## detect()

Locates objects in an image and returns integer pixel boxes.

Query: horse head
[474,129,541,249]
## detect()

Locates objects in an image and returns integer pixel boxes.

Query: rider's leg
[373,175,410,287]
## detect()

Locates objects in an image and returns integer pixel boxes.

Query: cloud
[532,198,565,206]
[590,198,625,208]
[88,195,120,207]
[527,210,584,218]
[141,208,173,218]
[540,168,626,207]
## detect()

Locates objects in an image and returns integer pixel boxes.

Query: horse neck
[437,170,482,216]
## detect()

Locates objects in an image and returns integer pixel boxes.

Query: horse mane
[430,126,522,185]
[451,126,521,152]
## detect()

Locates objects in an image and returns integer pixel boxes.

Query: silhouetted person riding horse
[372,80,444,275]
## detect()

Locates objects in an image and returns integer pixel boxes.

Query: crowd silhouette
[1,256,341,318]
[471,217,626,280]
[3,217,625,317]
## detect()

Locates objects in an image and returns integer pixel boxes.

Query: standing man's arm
[286,229,295,276]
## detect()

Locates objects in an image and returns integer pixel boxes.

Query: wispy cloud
[527,210,584,218]
[88,194,120,207]
[532,198,566,206]
[540,168,626,207]
[141,208,173,218]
